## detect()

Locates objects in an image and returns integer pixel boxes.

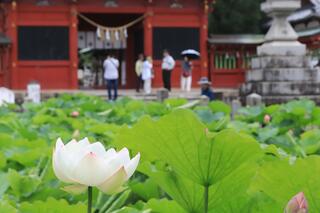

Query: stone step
[246,68,320,82]
[262,95,320,105]
[242,81,320,95]
[251,56,313,69]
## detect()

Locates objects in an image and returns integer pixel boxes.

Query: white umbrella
[79,47,93,54]
[181,49,200,59]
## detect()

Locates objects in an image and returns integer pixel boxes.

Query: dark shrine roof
[208,30,320,45]
[208,34,265,45]
[288,2,319,23]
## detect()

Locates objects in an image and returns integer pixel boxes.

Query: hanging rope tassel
[115,30,120,41]
[124,28,128,38]
[96,27,100,38]
[105,30,111,40]
[78,13,150,40]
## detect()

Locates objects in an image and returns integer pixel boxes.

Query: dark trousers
[106,79,118,101]
[162,69,172,91]
[136,75,144,92]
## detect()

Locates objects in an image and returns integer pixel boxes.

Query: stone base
[257,41,306,56]
[240,55,320,105]
[246,68,320,82]
[261,95,320,105]
[242,81,320,96]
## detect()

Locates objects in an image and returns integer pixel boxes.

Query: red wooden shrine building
[0,0,211,90]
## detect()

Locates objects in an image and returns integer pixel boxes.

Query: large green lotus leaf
[7,169,41,198]
[250,156,320,212]
[257,127,279,143]
[130,178,161,201]
[0,122,14,134]
[139,162,204,213]
[19,197,86,213]
[145,102,168,117]
[145,198,186,213]
[87,123,120,136]
[164,98,188,108]
[227,121,260,135]
[236,106,264,121]
[114,110,262,186]
[0,173,10,197]
[8,147,50,167]
[245,192,280,213]
[264,104,280,115]
[208,163,258,212]
[0,200,17,213]
[194,108,220,124]
[110,199,164,213]
[0,133,14,148]
[140,162,258,213]
[125,100,145,112]
[282,99,315,116]
[0,152,7,169]
[299,129,320,154]
[208,100,231,115]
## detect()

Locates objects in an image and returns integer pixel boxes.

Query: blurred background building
[0,0,211,89]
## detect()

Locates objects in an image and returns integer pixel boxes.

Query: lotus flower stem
[204,185,209,213]
[88,186,93,213]
[287,132,307,158]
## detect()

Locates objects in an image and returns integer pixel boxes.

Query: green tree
[209,0,264,34]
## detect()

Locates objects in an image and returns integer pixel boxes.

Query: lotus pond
[0,94,319,212]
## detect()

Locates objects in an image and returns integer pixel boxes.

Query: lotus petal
[124,153,140,179]
[62,184,87,195]
[72,152,111,186]
[97,167,127,194]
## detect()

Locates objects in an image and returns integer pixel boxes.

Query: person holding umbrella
[181,56,192,92]
[180,49,200,92]
[161,49,175,91]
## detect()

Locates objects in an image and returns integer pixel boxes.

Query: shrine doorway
[77,13,144,89]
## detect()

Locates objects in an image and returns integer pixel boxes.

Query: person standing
[181,56,192,92]
[103,54,119,101]
[161,49,175,91]
[135,53,144,92]
[142,56,153,94]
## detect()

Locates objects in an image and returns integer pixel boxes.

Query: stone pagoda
[241,0,320,104]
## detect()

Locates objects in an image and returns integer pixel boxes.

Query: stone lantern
[257,0,306,56]
[27,81,41,104]
[241,0,320,104]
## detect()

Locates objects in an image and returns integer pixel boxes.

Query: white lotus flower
[52,138,140,194]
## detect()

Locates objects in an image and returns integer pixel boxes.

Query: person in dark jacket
[198,77,214,101]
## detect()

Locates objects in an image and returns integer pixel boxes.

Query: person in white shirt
[142,56,153,94]
[135,53,144,93]
[103,54,119,101]
[161,49,175,91]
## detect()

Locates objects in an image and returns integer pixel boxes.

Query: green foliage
[250,156,320,212]
[209,0,264,34]
[19,197,86,213]
[114,110,264,212]
[2,94,320,212]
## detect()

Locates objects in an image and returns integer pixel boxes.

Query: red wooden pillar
[144,11,153,57]
[69,5,78,89]
[7,1,17,88]
[200,1,209,78]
